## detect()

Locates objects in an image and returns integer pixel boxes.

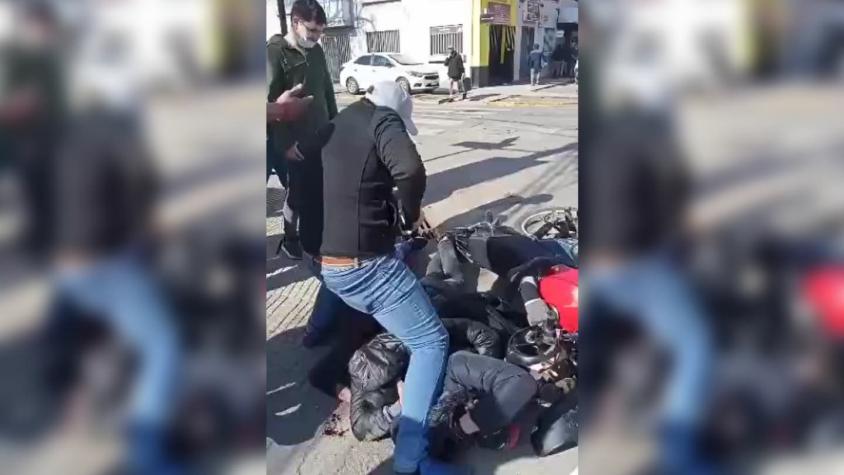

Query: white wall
[267,0,282,39]
[354,0,473,67]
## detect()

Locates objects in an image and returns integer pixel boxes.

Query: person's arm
[324,63,338,119]
[267,84,313,123]
[295,122,335,159]
[372,111,426,225]
[459,56,465,76]
[267,40,297,157]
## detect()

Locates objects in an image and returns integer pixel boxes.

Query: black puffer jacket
[348,318,503,441]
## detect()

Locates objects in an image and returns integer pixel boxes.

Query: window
[366,30,400,53]
[372,55,392,67]
[389,54,424,66]
[430,25,463,55]
[354,55,372,65]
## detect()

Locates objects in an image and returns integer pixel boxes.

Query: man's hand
[412,210,436,239]
[0,89,41,125]
[285,143,305,161]
[267,84,313,123]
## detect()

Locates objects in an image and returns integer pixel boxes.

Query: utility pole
[277,0,287,35]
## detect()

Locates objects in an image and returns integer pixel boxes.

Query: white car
[340,53,440,95]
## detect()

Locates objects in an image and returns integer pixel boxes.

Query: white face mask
[297,36,316,49]
[294,22,317,49]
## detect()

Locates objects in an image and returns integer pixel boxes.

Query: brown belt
[315,255,361,267]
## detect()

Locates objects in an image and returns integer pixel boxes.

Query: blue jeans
[586,255,712,427]
[309,254,449,473]
[304,242,422,341]
[55,253,181,428]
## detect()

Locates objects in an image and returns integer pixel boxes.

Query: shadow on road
[266,326,338,448]
[266,234,312,292]
[424,143,577,206]
[436,193,554,231]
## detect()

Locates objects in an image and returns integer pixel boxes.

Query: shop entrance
[488,25,516,85]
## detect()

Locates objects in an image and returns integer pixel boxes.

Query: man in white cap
[295,81,471,475]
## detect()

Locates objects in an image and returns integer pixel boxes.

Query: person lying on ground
[309,315,502,402]
[354,350,537,459]
[442,222,579,330]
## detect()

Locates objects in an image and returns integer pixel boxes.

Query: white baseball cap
[366,81,418,136]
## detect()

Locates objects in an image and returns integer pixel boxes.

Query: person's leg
[302,284,347,347]
[57,255,181,474]
[320,256,452,474]
[585,256,713,471]
[280,162,302,259]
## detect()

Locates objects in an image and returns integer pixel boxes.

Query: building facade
[267,0,577,87]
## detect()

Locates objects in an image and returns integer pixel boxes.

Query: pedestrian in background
[444,46,466,101]
[551,43,565,78]
[529,44,544,87]
[267,0,337,260]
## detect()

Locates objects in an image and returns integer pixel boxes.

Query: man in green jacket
[267,0,337,259]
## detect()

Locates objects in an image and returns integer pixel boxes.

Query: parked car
[339,52,440,95]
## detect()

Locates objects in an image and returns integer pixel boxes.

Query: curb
[488,95,578,107]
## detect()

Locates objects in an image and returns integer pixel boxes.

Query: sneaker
[280,238,303,260]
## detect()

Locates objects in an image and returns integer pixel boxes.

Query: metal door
[322,31,352,82]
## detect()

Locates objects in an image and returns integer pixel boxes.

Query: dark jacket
[298,99,426,258]
[580,112,690,256]
[348,319,504,441]
[55,112,158,255]
[552,45,565,62]
[529,50,544,70]
[444,52,465,79]
[266,34,337,160]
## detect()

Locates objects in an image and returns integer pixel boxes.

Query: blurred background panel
[580,0,844,474]
[0,0,266,474]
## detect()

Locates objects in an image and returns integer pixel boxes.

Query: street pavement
[267,91,579,474]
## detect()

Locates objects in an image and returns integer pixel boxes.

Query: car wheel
[346,77,360,95]
[396,77,411,95]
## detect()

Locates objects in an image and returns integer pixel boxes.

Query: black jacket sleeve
[372,109,426,225]
[442,318,504,359]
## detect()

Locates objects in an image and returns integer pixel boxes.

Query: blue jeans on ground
[586,254,712,428]
[55,253,181,428]
[308,254,449,473]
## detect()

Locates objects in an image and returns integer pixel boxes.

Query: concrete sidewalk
[333,79,578,107]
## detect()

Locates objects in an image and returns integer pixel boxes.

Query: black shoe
[280,238,303,260]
